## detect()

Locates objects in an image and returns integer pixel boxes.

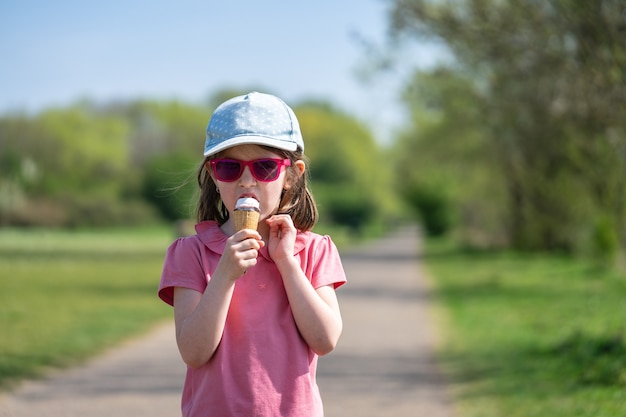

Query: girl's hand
[265,214,297,265]
[214,230,264,281]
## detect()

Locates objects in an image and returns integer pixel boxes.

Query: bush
[591,215,619,265]
[404,184,452,237]
[314,184,377,232]
[0,195,160,228]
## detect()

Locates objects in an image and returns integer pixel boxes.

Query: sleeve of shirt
[158,236,208,306]
[309,235,347,290]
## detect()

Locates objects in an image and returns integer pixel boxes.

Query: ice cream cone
[234,197,260,231]
[234,209,260,231]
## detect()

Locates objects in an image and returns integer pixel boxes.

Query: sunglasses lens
[211,158,288,182]
[214,160,242,181]
[252,160,280,181]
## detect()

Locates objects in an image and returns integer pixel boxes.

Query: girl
[158,92,347,417]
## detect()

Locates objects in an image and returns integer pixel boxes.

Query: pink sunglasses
[209,158,291,182]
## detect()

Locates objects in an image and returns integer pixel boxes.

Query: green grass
[424,239,626,417]
[0,227,175,389]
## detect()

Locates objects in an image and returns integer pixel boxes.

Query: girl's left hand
[265,214,297,264]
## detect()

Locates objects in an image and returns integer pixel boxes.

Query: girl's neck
[220,218,270,241]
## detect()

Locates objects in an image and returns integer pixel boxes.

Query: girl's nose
[239,166,256,186]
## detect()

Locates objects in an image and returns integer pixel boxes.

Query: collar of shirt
[194,220,309,261]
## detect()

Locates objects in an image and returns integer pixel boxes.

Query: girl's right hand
[214,230,265,281]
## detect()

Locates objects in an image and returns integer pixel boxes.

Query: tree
[394,69,506,240]
[388,0,626,258]
[0,93,396,231]
[296,102,398,233]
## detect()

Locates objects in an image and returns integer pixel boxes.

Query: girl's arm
[173,230,263,368]
[277,260,343,356]
[266,215,343,356]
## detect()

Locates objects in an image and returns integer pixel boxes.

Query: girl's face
[209,144,304,232]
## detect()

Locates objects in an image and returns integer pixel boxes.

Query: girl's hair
[196,147,318,231]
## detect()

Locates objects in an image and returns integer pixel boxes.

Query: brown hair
[196,147,318,231]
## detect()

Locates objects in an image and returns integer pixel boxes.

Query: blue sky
[1,0,440,142]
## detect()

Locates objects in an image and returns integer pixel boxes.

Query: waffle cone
[233,209,260,231]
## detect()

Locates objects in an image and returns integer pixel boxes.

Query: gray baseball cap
[203,92,304,157]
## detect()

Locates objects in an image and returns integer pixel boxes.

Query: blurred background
[2,0,625,260]
[0,0,429,239]
[2,0,626,411]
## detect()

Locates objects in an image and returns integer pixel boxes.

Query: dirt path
[0,322,185,417]
[0,226,455,417]
[318,226,455,417]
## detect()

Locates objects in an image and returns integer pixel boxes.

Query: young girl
[158,92,347,417]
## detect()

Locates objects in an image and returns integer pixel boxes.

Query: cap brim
[203,134,300,157]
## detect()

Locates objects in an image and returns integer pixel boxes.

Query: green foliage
[297,102,399,232]
[0,99,209,227]
[0,91,395,232]
[387,0,626,262]
[133,100,210,157]
[37,106,129,196]
[313,184,378,231]
[423,237,626,416]
[392,69,505,241]
[404,183,451,236]
[0,105,164,227]
[590,215,619,266]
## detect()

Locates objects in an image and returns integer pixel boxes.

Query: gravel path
[0,226,455,417]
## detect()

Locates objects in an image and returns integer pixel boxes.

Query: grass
[0,226,175,390]
[423,238,626,417]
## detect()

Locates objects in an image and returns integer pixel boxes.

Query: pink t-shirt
[158,221,346,417]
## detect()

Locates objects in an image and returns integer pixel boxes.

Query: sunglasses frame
[209,158,292,182]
